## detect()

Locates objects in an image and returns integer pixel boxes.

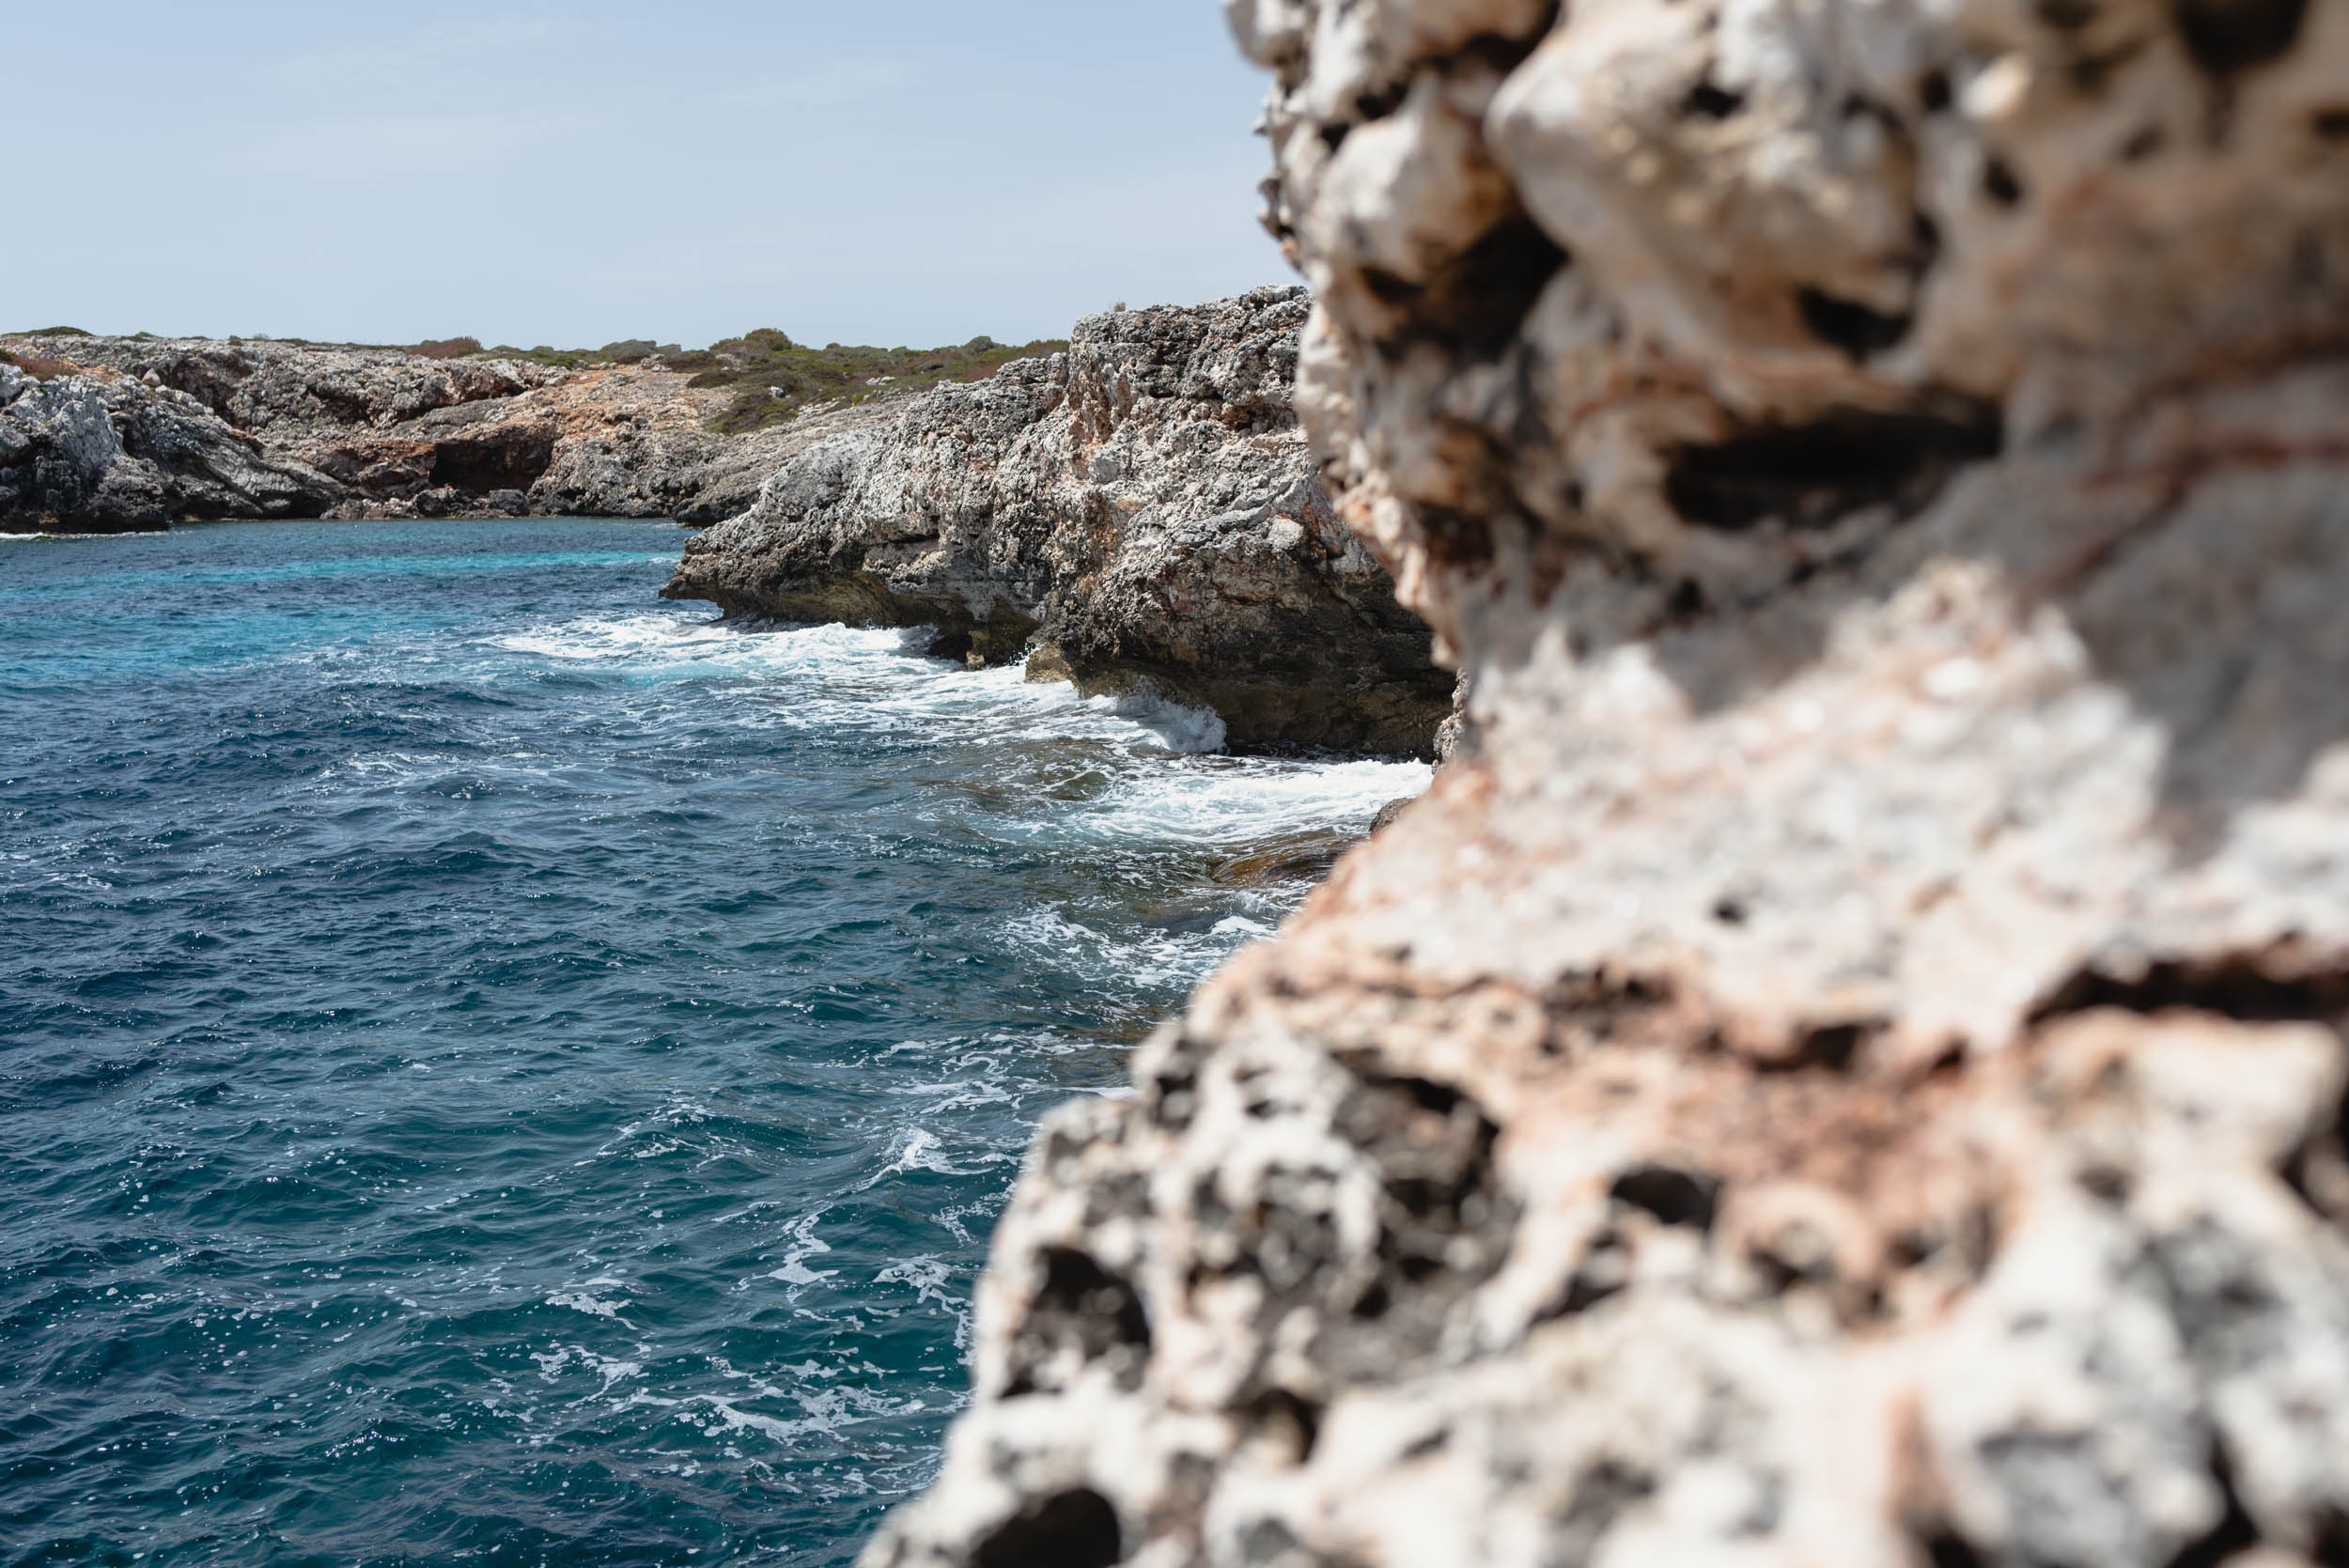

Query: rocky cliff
[870,1,2349,1566]
[662,288,1454,756]
[0,334,878,531]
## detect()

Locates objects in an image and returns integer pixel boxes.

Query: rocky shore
[0,334,886,533]
[872,1,2349,1566]
[3,303,1453,756]
[661,288,1454,756]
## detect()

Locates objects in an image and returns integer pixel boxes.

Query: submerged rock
[661,289,1454,756]
[872,2,2349,1566]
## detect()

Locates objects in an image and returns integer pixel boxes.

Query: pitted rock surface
[868,2,2349,1566]
[662,289,1452,755]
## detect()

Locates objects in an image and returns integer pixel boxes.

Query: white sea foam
[857,1126,973,1191]
[875,1256,972,1348]
[765,1208,839,1297]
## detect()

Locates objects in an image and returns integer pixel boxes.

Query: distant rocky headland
[0,328,1054,530]
[0,300,1453,757]
[663,288,1453,756]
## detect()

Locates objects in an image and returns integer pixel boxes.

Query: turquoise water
[0,520,1425,1568]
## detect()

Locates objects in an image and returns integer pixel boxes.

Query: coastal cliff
[0,334,886,531]
[871,2,2349,1566]
[662,289,1454,756]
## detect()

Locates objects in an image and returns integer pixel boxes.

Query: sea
[0,519,1425,1568]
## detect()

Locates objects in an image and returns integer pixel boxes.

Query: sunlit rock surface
[0,334,852,528]
[868,0,2349,1563]
[664,289,1453,756]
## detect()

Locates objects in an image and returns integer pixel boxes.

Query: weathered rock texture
[0,334,882,531]
[870,1,2349,1566]
[0,359,343,531]
[661,289,1453,756]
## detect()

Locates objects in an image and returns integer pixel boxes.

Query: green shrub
[412,336,484,360]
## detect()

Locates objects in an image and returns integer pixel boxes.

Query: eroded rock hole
[1379,215,1569,357]
[1920,1529,1989,1568]
[973,1488,1123,1568]
[1322,1071,1516,1369]
[429,427,555,494]
[1003,1248,1151,1396]
[2173,0,2308,74]
[1411,501,1498,570]
[2312,1506,2349,1567]
[2036,0,2099,28]
[1662,405,2002,534]
[1983,156,2025,207]
[1610,1164,1721,1231]
[1761,1020,1874,1074]
[2315,107,2349,141]
[1683,80,1745,117]
[1796,287,1912,362]
[2030,954,2349,1024]
[1354,83,1408,124]
[2165,1446,2261,1568]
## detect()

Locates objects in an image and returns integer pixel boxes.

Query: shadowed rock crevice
[2173,0,2309,75]
[1003,1250,1153,1398]
[1607,1164,1721,1232]
[1372,214,1570,359]
[1661,406,2002,535]
[1321,1072,1515,1366]
[972,1490,1122,1568]
[2031,948,2349,1025]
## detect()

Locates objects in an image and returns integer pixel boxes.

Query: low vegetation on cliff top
[661,331,1069,434]
[471,330,1067,433]
[6,324,1068,436]
[0,346,80,380]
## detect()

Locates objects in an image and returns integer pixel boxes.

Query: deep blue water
[0,520,1424,1568]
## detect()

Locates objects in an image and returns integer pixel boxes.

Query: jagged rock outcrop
[0,334,881,529]
[0,360,341,530]
[662,288,1453,755]
[871,3,2349,1567]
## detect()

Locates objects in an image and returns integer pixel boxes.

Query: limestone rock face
[0,335,876,528]
[868,2,2349,1566]
[662,289,1452,755]
[0,361,340,531]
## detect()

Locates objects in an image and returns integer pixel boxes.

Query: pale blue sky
[6,2,1284,349]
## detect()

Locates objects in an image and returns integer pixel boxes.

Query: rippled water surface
[0,520,1426,1567]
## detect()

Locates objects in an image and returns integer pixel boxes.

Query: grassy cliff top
[2,327,1070,435]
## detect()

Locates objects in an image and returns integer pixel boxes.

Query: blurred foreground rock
[870,0,2349,1563]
